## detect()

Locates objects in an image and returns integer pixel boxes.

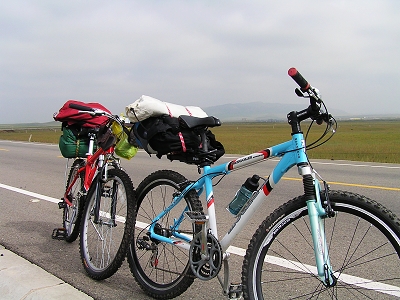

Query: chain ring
[189,232,222,280]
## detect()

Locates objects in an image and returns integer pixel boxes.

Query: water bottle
[228,174,260,215]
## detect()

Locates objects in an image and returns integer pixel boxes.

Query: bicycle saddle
[179,115,221,129]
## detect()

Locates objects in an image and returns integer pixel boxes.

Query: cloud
[1,1,399,124]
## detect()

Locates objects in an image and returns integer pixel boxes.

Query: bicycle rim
[63,159,85,242]
[80,168,134,279]
[128,170,202,299]
[243,190,400,299]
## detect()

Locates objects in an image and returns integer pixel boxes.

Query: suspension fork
[93,154,105,224]
[92,154,118,226]
[93,179,102,224]
[110,178,118,227]
[300,165,336,286]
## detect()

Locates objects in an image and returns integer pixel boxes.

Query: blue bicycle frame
[146,129,335,285]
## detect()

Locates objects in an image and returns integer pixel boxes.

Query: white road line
[1,182,399,296]
[133,222,399,297]
[1,140,398,169]
[0,140,58,147]
[0,183,60,203]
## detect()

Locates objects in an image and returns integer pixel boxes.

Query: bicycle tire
[63,158,85,243]
[242,190,400,299]
[79,167,135,280]
[127,170,203,299]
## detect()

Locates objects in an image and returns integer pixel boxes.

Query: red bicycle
[53,102,137,280]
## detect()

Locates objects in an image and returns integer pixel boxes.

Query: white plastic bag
[125,95,208,122]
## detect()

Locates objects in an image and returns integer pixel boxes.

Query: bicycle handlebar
[68,103,128,135]
[286,67,334,130]
[69,103,95,112]
[288,68,310,91]
[69,103,117,120]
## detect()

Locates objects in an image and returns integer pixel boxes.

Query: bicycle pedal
[228,283,243,300]
[184,211,209,224]
[58,200,66,209]
[52,228,66,240]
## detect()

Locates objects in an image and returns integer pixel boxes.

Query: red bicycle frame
[63,145,115,207]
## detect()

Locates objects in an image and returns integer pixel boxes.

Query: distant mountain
[0,121,60,129]
[203,102,348,121]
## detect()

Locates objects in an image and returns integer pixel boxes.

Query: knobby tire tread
[128,169,203,299]
[241,190,400,299]
[80,168,136,280]
[63,158,85,243]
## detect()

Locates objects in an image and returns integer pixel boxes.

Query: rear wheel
[128,170,203,299]
[79,168,135,280]
[63,159,85,243]
[242,190,400,299]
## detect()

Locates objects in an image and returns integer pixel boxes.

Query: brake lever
[295,88,305,97]
[295,87,322,103]
[315,113,329,125]
[310,87,321,101]
[315,113,335,130]
[78,109,106,116]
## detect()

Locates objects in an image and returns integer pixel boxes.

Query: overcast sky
[1,1,399,124]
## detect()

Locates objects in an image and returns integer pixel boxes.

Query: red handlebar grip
[288,68,310,91]
[288,67,298,77]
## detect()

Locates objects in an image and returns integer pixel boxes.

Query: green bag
[59,127,94,158]
[114,134,138,160]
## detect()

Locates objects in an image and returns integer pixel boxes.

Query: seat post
[199,130,208,152]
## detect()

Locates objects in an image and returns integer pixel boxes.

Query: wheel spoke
[242,191,400,299]
[79,168,134,280]
[128,170,203,299]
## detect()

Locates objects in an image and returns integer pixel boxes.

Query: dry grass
[211,119,400,164]
[1,120,399,163]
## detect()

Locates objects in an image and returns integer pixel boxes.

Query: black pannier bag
[131,115,224,165]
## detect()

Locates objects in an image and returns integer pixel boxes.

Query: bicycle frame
[63,134,115,207]
[147,130,335,285]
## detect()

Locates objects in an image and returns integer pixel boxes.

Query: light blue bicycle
[128,69,400,299]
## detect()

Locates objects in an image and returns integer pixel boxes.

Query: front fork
[300,165,337,287]
[93,154,118,226]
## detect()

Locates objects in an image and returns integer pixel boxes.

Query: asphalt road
[0,140,399,299]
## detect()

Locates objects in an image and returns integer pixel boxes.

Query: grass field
[211,119,400,163]
[1,119,399,164]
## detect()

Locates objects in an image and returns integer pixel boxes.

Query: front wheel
[79,168,135,280]
[242,190,400,299]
